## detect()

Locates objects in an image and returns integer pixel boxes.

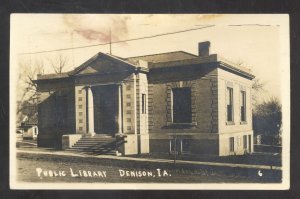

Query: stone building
[35,41,255,156]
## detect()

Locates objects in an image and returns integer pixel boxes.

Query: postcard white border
[9,14,290,190]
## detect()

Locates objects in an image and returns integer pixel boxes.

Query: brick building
[35,41,255,156]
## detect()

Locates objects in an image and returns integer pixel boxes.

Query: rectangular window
[243,135,247,149]
[226,87,233,122]
[240,91,246,122]
[169,138,183,154]
[229,137,234,152]
[172,88,192,123]
[142,94,146,114]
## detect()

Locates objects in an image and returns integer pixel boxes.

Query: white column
[85,86,95,136]
[117,84,123,134]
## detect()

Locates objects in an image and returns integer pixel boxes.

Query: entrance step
[65,136,117,155]
[92,134,114,138]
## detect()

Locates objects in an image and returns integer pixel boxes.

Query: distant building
[35,41,255,156]
[18,116,38,140]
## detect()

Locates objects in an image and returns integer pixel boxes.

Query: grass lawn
[16,152,281,183]
[15,139,282,183]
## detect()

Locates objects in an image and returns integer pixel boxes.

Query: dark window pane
[227,105,232,121]
[142,94,146,114]
[243,135,247,149]
[230,137,234,152]
[227,87,233,122]
[172,88,192,123]
[248,135,251,152]
[240,91,246,122]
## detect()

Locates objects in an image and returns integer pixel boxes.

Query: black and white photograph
[9,14,290,189]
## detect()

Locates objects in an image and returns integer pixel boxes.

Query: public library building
[35,41,255,156]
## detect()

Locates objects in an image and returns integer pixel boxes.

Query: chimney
[198,41,210,57]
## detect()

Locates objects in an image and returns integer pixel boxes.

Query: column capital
[83,85,92,90]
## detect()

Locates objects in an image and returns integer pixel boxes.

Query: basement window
[169,138,191,154]
[172,88,192,124]
[243,135,247,149]
[229,137,234,152]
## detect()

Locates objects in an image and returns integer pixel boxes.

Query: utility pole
[71,31,75,69]
[109,27,112,55]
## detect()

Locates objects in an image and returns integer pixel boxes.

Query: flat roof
[36,51,254,81]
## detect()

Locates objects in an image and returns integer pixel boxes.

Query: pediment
[71,53,137,76]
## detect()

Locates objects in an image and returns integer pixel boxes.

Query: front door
[93,85,118,135]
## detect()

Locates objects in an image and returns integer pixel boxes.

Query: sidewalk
[16,148,282,171]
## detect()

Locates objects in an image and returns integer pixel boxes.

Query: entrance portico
[70,52,150,155]
[76,82,124,137]
[85,83,123,136]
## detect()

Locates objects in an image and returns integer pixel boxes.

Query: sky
[10,14,290,102]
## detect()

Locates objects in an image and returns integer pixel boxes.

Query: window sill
[240,121,247,125]
[226,121,235,125]
[165,122,197,129]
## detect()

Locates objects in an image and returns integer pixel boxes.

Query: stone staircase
[66,135,117,155]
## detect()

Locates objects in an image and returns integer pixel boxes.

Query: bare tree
[47,54,69,74]
[19,54,69,102]
[17,54,70,124]
[18,59,44,106]
[252,78,266,107]
[17,58,44,124]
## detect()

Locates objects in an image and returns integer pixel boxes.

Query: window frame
[240,90,247,123]
[243,135,247,149]
[229,137,235,152]
[226,86,234,124]
[172,87,192,124]
[142,93,146,114]
[248,135,252,152]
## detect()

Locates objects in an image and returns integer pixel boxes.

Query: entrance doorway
[92,85,118,135]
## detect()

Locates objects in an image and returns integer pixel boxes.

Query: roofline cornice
[218,61,255,80]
